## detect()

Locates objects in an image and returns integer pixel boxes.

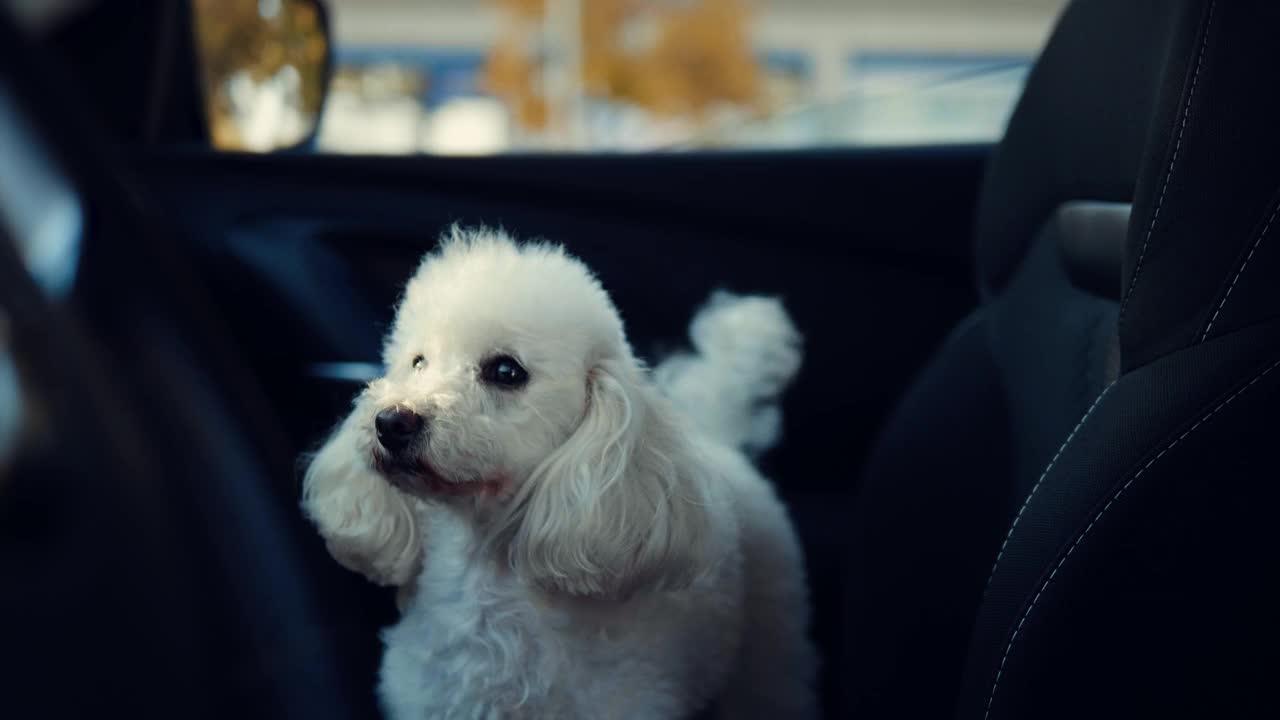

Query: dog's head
[305,228,720,597]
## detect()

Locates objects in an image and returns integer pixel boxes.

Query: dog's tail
[653,291,803,459]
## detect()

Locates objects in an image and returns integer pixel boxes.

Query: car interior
[2,1,1278,718]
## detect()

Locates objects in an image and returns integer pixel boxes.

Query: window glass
[194,0,1070,154]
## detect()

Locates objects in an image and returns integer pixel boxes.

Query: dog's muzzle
[375,405,424,454]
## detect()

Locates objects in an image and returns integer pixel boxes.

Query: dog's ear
[302,409,423,588]
[509,356,720,598]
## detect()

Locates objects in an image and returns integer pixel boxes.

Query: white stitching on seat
[1199,200,1280,342]
[982,356,1280,720]
[985,384,1114,590]
[1119,0,1217,323]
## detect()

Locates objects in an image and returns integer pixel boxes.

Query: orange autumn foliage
[484,0,763,129]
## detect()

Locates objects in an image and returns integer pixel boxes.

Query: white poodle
[302,227,816,720]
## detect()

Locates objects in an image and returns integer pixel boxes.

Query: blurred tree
[483,0,764,131]
[191,0,328,150]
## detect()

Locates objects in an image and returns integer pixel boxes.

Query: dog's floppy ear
[302,407,423,588]
[508,355,720,598]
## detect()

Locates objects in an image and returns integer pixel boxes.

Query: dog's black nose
[375,406,423,453]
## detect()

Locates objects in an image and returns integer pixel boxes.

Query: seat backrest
[959,2,1280,717]
[0,12,374,720]
[840,1,1208,715]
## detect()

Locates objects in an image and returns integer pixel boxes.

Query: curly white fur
[302,227,816,719]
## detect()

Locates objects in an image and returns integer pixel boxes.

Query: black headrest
[976,0,1205,295]
[1056,201,1130,300]
[1120,0,1280,372]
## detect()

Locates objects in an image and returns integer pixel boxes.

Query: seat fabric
[840,1,1206,716]
[960,2,1280,717]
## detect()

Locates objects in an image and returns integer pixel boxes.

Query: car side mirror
[189,0,332,152]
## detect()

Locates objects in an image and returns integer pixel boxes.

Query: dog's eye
[481,355,528,388]
[412,355,425,370]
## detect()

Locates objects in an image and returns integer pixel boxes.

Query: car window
[191,0,1069,154]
